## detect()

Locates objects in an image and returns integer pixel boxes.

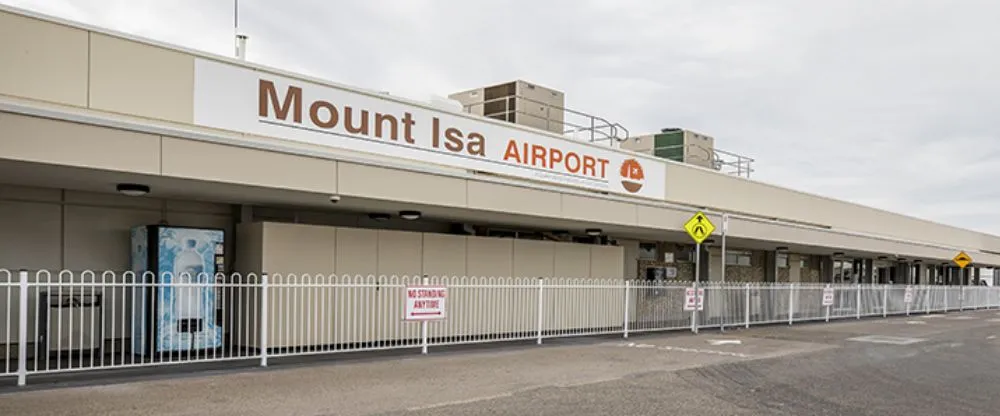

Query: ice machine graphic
[130,225,225,356]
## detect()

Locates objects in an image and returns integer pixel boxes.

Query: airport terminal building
[2,4,998,288]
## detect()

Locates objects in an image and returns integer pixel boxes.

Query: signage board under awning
[192,59,667,200]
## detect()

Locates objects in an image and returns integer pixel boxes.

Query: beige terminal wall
[235,222,625,279]
[233,222,625,349]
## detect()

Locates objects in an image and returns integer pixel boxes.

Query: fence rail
[1,269,997,386]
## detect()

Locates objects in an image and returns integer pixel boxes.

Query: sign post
[720,213,729,283]
[405,278,448,354]
[683,211,715,334]
[822,285,834,322]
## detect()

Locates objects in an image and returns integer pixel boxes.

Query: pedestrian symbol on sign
[683,211,716,244]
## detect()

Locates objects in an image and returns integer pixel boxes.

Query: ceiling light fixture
[775,246,789,252]
[399,210,421,220]
[116,183,150,197]
[832,252,844,257]
[585,228,602,236]
[368,213,390,221]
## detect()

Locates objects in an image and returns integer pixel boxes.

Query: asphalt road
[4,310,1000,415]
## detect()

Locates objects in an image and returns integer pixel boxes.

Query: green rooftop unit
[621,128,717,169]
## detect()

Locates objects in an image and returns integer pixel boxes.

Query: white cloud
[4,0,1000,233]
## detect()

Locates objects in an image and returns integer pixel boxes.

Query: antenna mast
[234,0,248,60]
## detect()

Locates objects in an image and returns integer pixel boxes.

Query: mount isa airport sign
[192,58,667,199]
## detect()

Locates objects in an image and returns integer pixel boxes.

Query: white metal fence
[1,269,997,386]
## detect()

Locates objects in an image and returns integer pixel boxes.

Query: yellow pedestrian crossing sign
[684,211,715,244]
[953,251,972,269]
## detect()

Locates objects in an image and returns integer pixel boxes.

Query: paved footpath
[4,310,1000,415]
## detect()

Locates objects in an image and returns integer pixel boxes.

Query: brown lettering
[373,113,398,140]
[432,117,441,148]
[444,128,464,152]
[402,113,416,144]
[258,79,302,123]
[466,132,486,156]
[343,106,369,135]
[309,100,338,129]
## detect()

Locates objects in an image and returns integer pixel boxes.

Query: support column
[974,267,982,285]
[821,256,835,283]
[764,251,777,283]
[863,259,874,284]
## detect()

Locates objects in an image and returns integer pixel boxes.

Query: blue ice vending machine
[130,225,225,356]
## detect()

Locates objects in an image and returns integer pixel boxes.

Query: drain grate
[846,335,927,345]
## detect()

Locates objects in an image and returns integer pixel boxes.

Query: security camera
[329,195,341,204]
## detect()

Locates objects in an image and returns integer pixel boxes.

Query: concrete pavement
[4,310,1000,415]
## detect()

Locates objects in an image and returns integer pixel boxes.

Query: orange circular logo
[620,158,645,193]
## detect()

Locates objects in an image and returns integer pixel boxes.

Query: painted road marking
[707,339,742,346]
[987,318,1000,323]
[987,335,997,340]
[611,342,750,358]
[948,316,977,320]
[906,321,926,325]
[847,335,927,345]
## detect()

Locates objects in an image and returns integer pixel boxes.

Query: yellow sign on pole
[684,211,715,244]
[953,251,972,269]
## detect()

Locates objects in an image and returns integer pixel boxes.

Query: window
[638,243,657,260]
[777,253,789,268]
[726,251,752,266]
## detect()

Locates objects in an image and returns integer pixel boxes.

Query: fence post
[17,270,28,387]
[787,284,795,325]
[537,278,544,344]
[960,286,964,311]
[905,288,910,316]
[421,275,429,354]
[856,284,862,319]
[260,273,269,368]
[882,284,888,318]
[622,280,630,339]
[944,287,948,312]
[744,283,750,329]
[926,287,931,314]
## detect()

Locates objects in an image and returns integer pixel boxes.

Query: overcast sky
[5,0,1000,233]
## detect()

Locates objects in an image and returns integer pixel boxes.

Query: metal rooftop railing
[456,95,630,146]
[454,94,755,178]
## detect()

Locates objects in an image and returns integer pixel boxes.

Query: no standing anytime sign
[404,285,448,321]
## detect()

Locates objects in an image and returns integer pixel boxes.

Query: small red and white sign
[904,286,914,304]
[822,287,835,306]
[404,285,448,321]
[684,287,705,311]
